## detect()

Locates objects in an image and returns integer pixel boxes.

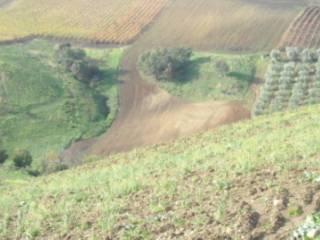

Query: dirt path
[62,43,250,164]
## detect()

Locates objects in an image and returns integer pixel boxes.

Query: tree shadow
[175,57,211,84]
[227,69,256,84]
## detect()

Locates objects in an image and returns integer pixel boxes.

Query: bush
[214,60,230,76]
[13,149,33,168]
[0,149,8,164]
[139,47,192,81]
[286,47,300,62]
[40,152,68,174]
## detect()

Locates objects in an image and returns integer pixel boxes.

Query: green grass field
[0,40,125,171]
[141,51,267,106]
[1,104,319,239]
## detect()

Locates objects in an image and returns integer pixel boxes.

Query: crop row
[0,0,168,44]
[279,7,320,48]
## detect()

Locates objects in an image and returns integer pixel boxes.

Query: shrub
[270,49,282,62]
[214,60,230,76]
[139,47,192,81]
[301,49,317,63]
[286,47,300,62]
[13,149,33,168]
[40,152,68,174]
[0,149,8,164]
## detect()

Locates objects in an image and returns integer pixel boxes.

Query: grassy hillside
[141,51,267,107]
[0,40,125,169]
[1,104,320,239]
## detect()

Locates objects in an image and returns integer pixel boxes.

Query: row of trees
[253,48,320,116]
[270,47,320,63]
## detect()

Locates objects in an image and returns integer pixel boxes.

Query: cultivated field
[279,6,320,48]
[134,0,302,52]
[0,0,168,44]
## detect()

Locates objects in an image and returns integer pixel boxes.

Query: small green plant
[288,205,304,217]
[13,149,33,169]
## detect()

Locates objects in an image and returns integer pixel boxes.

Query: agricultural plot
[0,0,168,44]
[133,0,301,52]
[279,6,320,48]
[253,48,320,116]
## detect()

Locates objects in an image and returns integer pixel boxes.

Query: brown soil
[106,168,320,240]
[279,6,320,48]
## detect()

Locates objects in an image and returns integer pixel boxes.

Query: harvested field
[279,6,320,48]
[0,0,168,44]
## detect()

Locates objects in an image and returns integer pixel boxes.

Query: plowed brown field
[132,0,302,52]
[279,6,320,48]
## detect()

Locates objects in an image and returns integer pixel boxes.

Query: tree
[13,149,33,168]
[55,43,101,85]
[270,49,282,62]
[286,47,300,62]
[301,49,317,63]
[0,149,8,164]
[214,60,230,76]
[139,47,193,81]
[70,60,100,84]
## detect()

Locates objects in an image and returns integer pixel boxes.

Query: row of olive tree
[253,48,320,116]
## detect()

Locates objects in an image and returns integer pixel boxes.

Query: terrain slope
[2,105,320,239]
